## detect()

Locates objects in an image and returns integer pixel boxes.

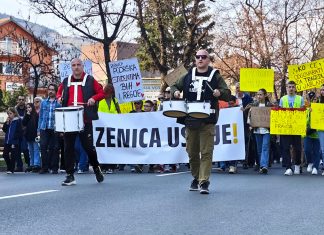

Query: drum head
[188,112,209,119]
[163,110,187,118]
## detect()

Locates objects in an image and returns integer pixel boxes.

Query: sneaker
[51,170,58,174]
[131,168,136,173]
[134,165,143,173]
[294,165,301,175]
[107,169,113,174]
[260,167,268,174]
[322,171,324,176]
[189,179,199,191]
[199,181,210,194]
[6,171,13,174]
[284,168,293,176]
[61,174,76,186]
[32,166,41,173]
[307,163,313,173]
[312,168,318,175]
[94,167,104,183]
[229,166,237,174]
[25,166,33,173]
[77,169,87,174]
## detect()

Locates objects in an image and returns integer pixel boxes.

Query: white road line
[156,171,190,177]
[0,190,59,200]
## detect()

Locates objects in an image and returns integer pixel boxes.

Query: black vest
[178,67,220,125]
[62,75,99,120]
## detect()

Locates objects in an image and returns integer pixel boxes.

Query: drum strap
[67,74,89,106]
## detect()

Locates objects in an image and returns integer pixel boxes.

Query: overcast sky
[1,0,73,35]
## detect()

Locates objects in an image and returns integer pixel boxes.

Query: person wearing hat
[304,91,320,175]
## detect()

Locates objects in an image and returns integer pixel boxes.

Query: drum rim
[55,106,84,111]
[163,110,187,118]
[188,112,209,118]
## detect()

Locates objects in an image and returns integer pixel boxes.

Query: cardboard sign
[250,107,271,128]
[270,108,307,135]
[288,58,324,91]
[311,103,324,130]
[240,68,274,92]
[164,64,187,86]
[109,58,144,104]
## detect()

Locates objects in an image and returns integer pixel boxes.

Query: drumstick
[205,82,214,92]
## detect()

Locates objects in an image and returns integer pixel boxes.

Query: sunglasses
[195,55,208,60]
[18,99,25,101]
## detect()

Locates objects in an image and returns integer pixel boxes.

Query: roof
[0,17,57,54]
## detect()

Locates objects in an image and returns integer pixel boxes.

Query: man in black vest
[57,58,105,186]
[171,49,230,194]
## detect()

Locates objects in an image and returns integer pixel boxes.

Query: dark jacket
[22,113,39,142]
[2,117,23,145]
[171,66,231,124]
[61,75,99,120]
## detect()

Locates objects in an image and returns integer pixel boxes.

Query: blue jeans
[254,133,270,168]
[75,136,88,171]
[27,141,41,167]
[304,136,321,170]
[318,131,324,162]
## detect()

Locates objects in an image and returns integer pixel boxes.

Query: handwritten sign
[311,103,324,130]
[270,109,306,135]
[59,62,72,81]
[83,60,93,75]
[240,68,274,92]
[250,107,271,128]
[165,64,187,86]
[109,58,144,104]
[59,60,93,82]
[288,58,324,91]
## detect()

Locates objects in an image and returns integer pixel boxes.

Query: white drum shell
[162,100,187,118]
[187,102,211,119]
[55,106,84,132]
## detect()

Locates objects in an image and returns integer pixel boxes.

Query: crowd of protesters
[1,81,324,177]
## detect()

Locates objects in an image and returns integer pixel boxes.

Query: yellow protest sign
[270,109,306,135]
[311,103,324,130]
[240,68,274,92]
[288,58,324,91]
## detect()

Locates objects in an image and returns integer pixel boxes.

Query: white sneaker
[322,171,324,176]
[229,166,237,174]
[307,163,313,173]
[312,168,318,175]
[284,168,293,176]
[294,165,301,175]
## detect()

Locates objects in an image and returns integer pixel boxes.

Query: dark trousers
[280,135,302,169]
[40,129,59,171]
[3,144,19,172]
[16,136,30,169]
[64,123,100,175]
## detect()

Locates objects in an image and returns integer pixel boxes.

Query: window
[0,37,19,55]
[0,62,22,75]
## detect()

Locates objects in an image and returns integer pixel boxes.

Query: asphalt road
[0,165,323,235]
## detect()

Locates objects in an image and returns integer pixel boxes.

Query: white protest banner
[93,107,245,164]
[83,60,93,75]
[59,62,72,82]
[109,58,144,104]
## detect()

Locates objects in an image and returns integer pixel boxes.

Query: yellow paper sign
[270,109,306,135]
[240,68,274,92]
[288,58,324,91]
[311,103,324,130]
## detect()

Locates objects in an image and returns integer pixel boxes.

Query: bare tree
[30,0,132,83]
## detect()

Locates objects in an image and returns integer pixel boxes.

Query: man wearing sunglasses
[171,49,231,194]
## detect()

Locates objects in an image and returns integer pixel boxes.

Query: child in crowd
[2,107,23,174]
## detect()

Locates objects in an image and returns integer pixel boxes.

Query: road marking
[156,171,190,177]
[0,190,59,200]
